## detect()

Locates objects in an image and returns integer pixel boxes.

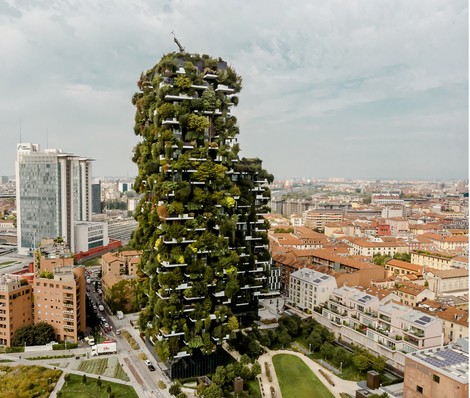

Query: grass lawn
[59,374,138,398]
[273,354,334,398]
[246,378,261,398]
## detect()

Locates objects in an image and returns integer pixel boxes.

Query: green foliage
[0,365,62,398]
[169,382,182,396]
[12,322,56,347]
[372,253,391,266]
[188,114,209,133]
[393,252,411,262]
[175,75,192,90]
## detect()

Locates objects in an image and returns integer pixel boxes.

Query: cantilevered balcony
[162,118,180,125]
[164,94,194,101]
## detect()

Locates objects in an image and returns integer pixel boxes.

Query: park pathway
[259,348,359,398]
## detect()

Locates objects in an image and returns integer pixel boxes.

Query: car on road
[144,359,155,371]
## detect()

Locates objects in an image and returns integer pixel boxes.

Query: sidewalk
[259,348,359,398]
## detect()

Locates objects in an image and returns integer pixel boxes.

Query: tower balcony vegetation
[129,50,273,378]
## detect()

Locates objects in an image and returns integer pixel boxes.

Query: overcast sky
[0,0,467,181]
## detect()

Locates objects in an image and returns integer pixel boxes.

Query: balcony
[164,94,194,101]
[404,328,425,338]
[160,328,185,338]
[162,117,180,125]
[404,335,420,347]
[379,314,392,323]
[378,340,396,351]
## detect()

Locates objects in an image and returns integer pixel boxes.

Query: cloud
[0,0,467,180]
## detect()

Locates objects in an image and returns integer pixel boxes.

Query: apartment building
[411,251,454,271]
[395,282,436,307]
[101,250,141,311]
[345,237,409,257]
[288,268,337,313]
[311,284,443,371]
[385,259,423,279]
[0,275,33,346]
[303,209,344,231]
[33,243,86,343]
[417,301,468,344]
[34,265,86,343]
[403,340,468,398]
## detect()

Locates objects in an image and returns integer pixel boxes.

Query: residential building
[303,209,344,231]
[288,268,337,312]
[130,51,272,378]
[385,259,423,279]
[33,265,86,343]
[395,282,436,307]
[403,340,468,398]
[15,143,93,255]
[33,242,86,343]
[312,285,443,371]
[0,275,33,346]
[411,251,454,271]
[345,237,409,257]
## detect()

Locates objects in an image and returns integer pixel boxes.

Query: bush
[319,369,335,386]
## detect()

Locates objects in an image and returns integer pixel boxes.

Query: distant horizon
[1,173,468,183]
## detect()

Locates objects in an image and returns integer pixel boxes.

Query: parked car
[144,359,155,371]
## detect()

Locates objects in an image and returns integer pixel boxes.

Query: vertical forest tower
[131,49,272,376]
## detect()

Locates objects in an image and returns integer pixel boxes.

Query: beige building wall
[0,275,33,346]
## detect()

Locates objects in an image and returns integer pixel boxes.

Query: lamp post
[309,343,311,354]
[340,361,343,373]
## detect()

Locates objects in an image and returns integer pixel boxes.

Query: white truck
[116,311,124,320]
[91,341,117,356]
[98,304,104,312]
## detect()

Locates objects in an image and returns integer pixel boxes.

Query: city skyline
[0,1,467,180]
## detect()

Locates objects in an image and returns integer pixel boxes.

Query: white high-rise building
[15,143,93,255]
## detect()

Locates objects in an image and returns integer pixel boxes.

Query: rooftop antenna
[171,31,185,53]
[19,119,22,143]
[46,128,49,149]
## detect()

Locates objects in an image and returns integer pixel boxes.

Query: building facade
[288,268,338,312]
[403,340,468,398]
[130,51,272,377]
[0,275,33,346]
[15,143,93,255]
[304,283,443,371]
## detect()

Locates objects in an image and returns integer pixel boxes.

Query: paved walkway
[259,348,359,398]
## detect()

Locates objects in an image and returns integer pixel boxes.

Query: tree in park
[306,330,323,351]
[201,383,223,398]
[320,342,334,359]
[251,362,262,378]
[353,354,371,372]
[212,366,227,387]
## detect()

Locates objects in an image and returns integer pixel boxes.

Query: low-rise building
[385,259,423,279]
[312,285,443,371]
[403,339,468,398]
[411,251,454,271]
[425,268,469,296]
[345,237,409,257]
